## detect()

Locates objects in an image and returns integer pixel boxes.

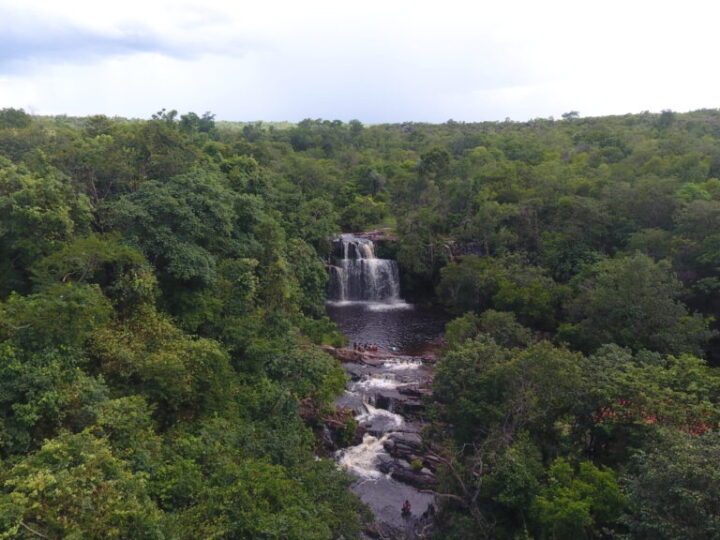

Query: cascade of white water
[328,234,401,302]
[337,433,391,478]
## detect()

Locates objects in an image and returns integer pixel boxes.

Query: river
[326,235,448,537]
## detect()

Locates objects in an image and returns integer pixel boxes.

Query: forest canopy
[1,107,720,538]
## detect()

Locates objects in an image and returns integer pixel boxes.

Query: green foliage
[0,344,107,456]
[292,198,339,253]
[477,310,534,349]
[340,195,389,231]
[109,169,237,287]
[88,306,233,423]
[530,458,625,539]
[296,315,346,348]
[0,158,92,296]
[444,312,482,349]
[0,283,113,351]
[7,109,720,537]
[433,336,511,442]
[435,339,583,446]
[437,256,494,314]
[445,310,533,350]
[0,108,32,129]
[438,255,562,329]
[31,233,157,312]
[338,417,358,447]
[0,431,164,539]
[622,430,720,539]
[0,112,412,537]
[91,396,161,471]
[485,434,544,515]
[578,345,720,463]
[560,253,715,354]
[285,238,328,317]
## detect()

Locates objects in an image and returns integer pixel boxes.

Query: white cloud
[0,0,719,121]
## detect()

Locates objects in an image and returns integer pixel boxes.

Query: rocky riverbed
[323,345,440,538]
[324,235,447,538]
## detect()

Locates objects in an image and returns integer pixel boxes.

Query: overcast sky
[1,0,718,123]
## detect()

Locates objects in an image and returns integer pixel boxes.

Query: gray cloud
[0,7,254,74]
[0,14,156,70]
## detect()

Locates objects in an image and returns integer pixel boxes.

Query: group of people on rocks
[352,342,379,352]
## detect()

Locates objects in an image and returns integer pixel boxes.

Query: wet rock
[422,454,442,470]
[397,385,432,398]
[352,424,368,446]
[376,455,394,474]
[344,364,366,381]
[389,432,423,449]
[397,398,424,417]
[390,465,437,489]
[322,345,367,364]
[375,456,435,488]
[374,393,393,411]
[376,453,394,468]
[384,433,424,461]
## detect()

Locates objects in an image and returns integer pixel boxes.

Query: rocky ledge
[321,345,436,366]
[377,432,437,489]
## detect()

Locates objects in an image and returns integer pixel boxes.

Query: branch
[19,521,48,539]
[470,459,484,506]
[418,489,468,506]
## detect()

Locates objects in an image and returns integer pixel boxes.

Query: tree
[31,234,157,313]
[179,111,216,134]
[0,431,164,539]
[457,199,518,256]
[0,108,32,129]
[438,255,562,330]
[109,169,238,291]
[418,147,451,179]
[0,344,107,456]
[87,306,233,425]
[0,158,92,296]
[434,340,583,447]
[0,283,113,351]
[530,458,625,539]
[444,310,533,351]
[576,345,720,464]
[560,253,714,355]
[622,430,720,539]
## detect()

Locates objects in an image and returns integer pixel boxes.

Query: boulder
[321,345,367,364]
[390,465,437,489]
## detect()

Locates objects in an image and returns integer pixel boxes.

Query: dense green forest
[1,106,720,538]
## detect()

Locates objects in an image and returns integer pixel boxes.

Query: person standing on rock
[402,500,411,517]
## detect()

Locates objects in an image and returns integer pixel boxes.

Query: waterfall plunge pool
[325,301,448,354]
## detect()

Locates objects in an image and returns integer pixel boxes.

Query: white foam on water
[382,359,422,370]
[325,300,412,311]
[337,433,391,478]
[356,402,404,429]
[366,301,413,311]
[352,374,400,391]
[325,300,365,307]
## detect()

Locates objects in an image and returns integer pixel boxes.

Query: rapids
[326,234,447,537]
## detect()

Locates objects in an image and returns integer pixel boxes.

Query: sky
[1,0,719,123]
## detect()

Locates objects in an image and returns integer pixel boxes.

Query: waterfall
[328,234,401,302]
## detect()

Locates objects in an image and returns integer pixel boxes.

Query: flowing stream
[326,234,447,536]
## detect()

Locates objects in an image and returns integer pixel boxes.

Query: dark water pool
[325,301,449,354]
